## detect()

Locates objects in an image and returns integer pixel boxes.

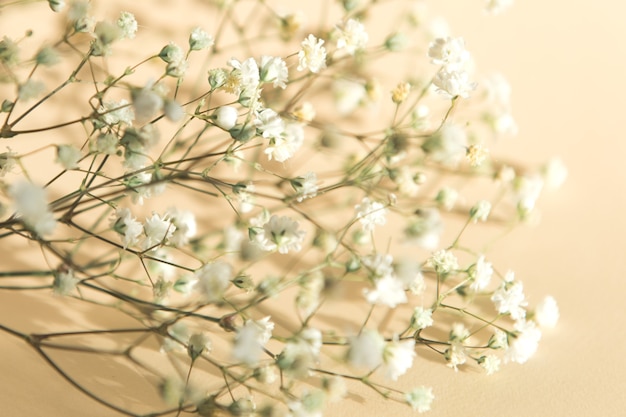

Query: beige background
[1,0,625,416]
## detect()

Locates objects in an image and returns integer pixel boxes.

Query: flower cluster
[0,0,561,416]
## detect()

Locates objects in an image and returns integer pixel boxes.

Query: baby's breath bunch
[0,0,562,415]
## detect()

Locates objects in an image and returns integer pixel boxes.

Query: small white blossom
[435,186,458,211]
[297,34,327,73]
[55,144,81,170]
[355,197,387,232]
[469,255,493,291]
[534,295,559,328]
[259,55,289,89]
[99,99,134,126]
[433,68,476,99]
[255,108,285,139]
[429,249,458,275]
[258,215,306,254]
[142,213,175,250]
[292,171,318,202]
[470,200,491,222]
[0,149,17,177]
[111,208,143,248]
[187,332,211,360]
[233,316,274,365]
[132,84,164,124]
[361,253,394,279]
[364,275,407,308]
[334,19,368,55]
[405,386,434,413]
[53,269,79,295]
[410,307,434,330]
[394,259,426,294]
[382,337,415,380]
[166,207,196,247]
[189,27,214,51]
[333,78,366,115]
[117,11,137,39]
[505,319,541,364]
[480,354,501,375]
[9,181,57,236]
[422,123,468,166]
[444,340,467,371]
[428,36,470,70]
[212,106,238,130]
[48,0,65,12]
[404,208,443,250]
[195,261,232,303]
[264,122,304,162]
[347,329,385,369]
[542,157,568,189]
[491,277,527,320]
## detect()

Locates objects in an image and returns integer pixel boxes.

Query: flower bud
[213,106,238,130]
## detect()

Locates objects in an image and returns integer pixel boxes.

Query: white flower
[132,84,164,124]
[404,208,443,250]
[111,208,143,248]
[228,57,260,93]
[485,0,514,15]
[48,0,65,12]
[444,340,467,371]
[189,27,214,51]
[514,174,544,215]
[55,144,81,170]
[264,122,304,162]
[534,296,559,328]
[258,215,306,254]
[333,78,366,115]
[255,108,284,139]
[53,269,79,295]
[259,55,289,89]
[469,255,493,291]
[0,149,17,177]
[361,253,394,279]
[335,19,368,55]
[292,171,318,202]
[117,11,137,39]
[213,106,238,130]
[382,338,415,380]
[480,354,501,375]
[347,329,385,369]
[428,36,470,70]
[505,320,541,364]
[364,275,407,308]
[422,123,468,166]
[166,207,197,247]
[323,376,347,402]
[142,213,175,250]
[9,181,57,236]
[410,307,434,330]
[355,197,387,232]
[297,34,327,73]
[470,200,491,223]
[187,332,211,360]
[433,68,476,99]
[542,157,568,189]
[394,259,426,294]
[429,249,458,275]
[405,386,434,413]
[99,99,134,126]
[491,278,527,320]
[195,261,232,303]
[435,186,458,210]
[233,316,274,365]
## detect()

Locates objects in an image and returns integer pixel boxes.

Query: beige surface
[1,1,624,416]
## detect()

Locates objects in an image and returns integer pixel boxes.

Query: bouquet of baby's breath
[0,0,565,415]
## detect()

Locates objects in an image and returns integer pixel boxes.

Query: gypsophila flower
[542,157,568,189]
[444,340,467,371]
[435,186,458,211]
[117,11,137,39]
[394,259,426,294]
[189,27,214,51]
[534,296,559,328]
[195,261,232,303]
[364,274,407,308]
[405,386,434,413]
[382,337,415,380]
[466,143,489,166]
[491,275,527,320]
[132,83,164,124]
[297,34,327,73]
[257,215,306,254]
[112,208,143,248]
[233,316,274,365]
[255,108,284,139]
[259,55,289,89]
[479,354,501,375]
[166,207,197,247]
[469,255,493,291]
[18,80,45,101]
[470,199,491,222]
[0,149,17,177]
[9,181,56,236]
[428,36,470,70]
[410,306,434,330]
[265,122,304,162]
[347,329,385,369]
[99,99,134,126]
[505,319,541,364]
[404,208,443,250]
[142,213,175,250]
[355,197,387,232]
[323,376,347,402]
[36,46,60,66]
[213,106,238,130]
[422,123,468,166]
[362,253,394,278]
[48,0,65,12]
[334,19,368,55]
[488,328,509,349]
[430,249,458,275]
[187,332,211,360]
[291,171,318,202]
[391,82,411,104]
[292,101,316,122]
[433,68,476,99]
[53,269,79,295]
[55,145,81,170]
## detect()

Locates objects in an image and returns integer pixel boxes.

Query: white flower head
[405,386,434,413]
[542,157,568,189]
[364,274,407,308]
[534,295,559,328]
[194,261,232,303]
[491,278,527,320]
[233,316,274,365]
[382,337,416,380]
[433,68,476,99]
[422,123,468,166]
[9,181,57,236]
[297,34,327,73]
[213,106,238,130]
[410,307,434,330]
[55,144,81,170]
[258,215,306,254]
[429,249,458,275]
[259,55,289,89]
[187,332,211,360]
[355,197,387,232]
[142,212,175,250]
[111,207,143,248]
[479,354,501,375]
[347,329,385,369]
[292,171,319,202]
[404,208,443,250]
[0,148,17,177]
[53,268,79,295]
[505,319,541,364]
[428,36,470,70]
[166,207,197,247]
[264,122,304,162]
[334,19,369,55]
[117,11,137,39]
[469,255,493,291]
[189,27,214,51]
